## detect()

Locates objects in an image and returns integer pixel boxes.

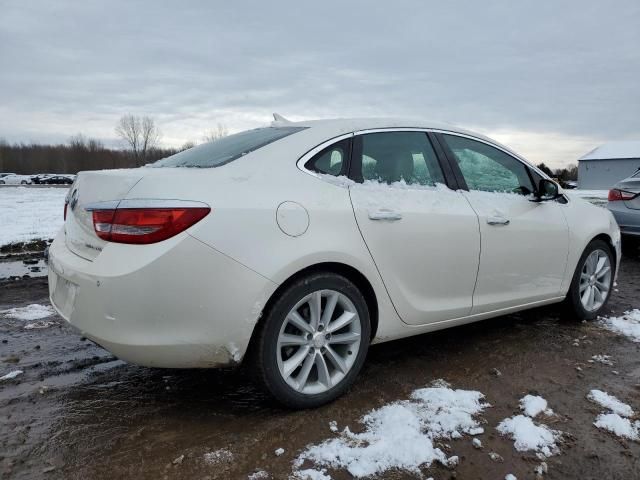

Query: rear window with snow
[151,126,307,168]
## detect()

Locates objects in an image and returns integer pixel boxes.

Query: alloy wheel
[579,249,612,312]
[276,289,362,395]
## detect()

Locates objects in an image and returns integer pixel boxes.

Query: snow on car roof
[579,141,640,161]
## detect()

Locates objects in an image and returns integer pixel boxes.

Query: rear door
[348,131,481,325]
[438,133,569,313]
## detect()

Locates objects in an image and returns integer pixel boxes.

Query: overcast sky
[1,1,639,168]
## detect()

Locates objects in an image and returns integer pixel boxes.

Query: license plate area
[52,273,78,320]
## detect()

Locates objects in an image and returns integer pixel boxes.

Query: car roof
[274,117,527,163]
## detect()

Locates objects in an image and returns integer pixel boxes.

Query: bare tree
[115,115,161,165]
[202,123,228,143]
[68,134,104,152]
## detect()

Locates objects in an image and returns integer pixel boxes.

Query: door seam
[460,190,482,312]
[347,187,406,324]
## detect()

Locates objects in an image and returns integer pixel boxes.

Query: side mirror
[532,179,560,202]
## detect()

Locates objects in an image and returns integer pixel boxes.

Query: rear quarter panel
[126,145,405,343]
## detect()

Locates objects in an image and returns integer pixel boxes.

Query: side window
[357,132,445,186]
[304,138,350,176]
[441,134,534,195]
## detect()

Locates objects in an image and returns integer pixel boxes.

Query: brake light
[608,189,638,201]
[89,201,210,244]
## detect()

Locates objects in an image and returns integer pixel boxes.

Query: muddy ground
[1,252,639,480]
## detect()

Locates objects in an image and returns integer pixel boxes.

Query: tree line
[0,115,228,175]
[536,162,578,181]
[0,115,579,179]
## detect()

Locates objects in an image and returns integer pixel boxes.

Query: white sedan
[0,174,32,185]
[48,117,620,408]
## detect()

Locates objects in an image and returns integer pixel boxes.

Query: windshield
[151,126,307,168]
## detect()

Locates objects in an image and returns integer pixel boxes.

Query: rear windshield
[151,126,307,168]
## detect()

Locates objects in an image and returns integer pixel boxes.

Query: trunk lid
[65,169,145,260]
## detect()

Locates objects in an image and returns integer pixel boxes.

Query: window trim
[295,127,560,199]
[303,137,352,177]
[296,133,354,179]
[349,130,453,188]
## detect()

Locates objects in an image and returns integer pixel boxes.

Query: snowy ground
[567,189,609,206]
[0,186,67,247]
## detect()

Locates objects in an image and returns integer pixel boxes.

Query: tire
[563,239,615,321]
[254,272,371,409]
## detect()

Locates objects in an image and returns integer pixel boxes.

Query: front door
[439,133,569,314]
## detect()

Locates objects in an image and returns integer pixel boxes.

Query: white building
[578,141,640,189]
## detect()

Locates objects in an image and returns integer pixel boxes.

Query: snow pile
[294,381,489,478]
[274,448,285,456]
[594,414,639,441]
[203,448,234,465]
[293,469,332,480]
[317,174,356,188]
[587,390,634,417]
[1,304,54,321]
[247,471,269,480]
[589,354,614,366]
[0,186,67,246]
[587,390,639,441]
[1,370,23,381]
[24,320,57,330]
[350,180,459,212]
[497,416,561,457]
[497,395,562,457]
[520,395,553,418]
[598,310,640,342]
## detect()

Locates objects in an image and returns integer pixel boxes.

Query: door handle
[368,210,403,221]
[487,216,510,226]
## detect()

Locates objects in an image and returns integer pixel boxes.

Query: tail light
[608,189,638,202]
[87,200,211,244]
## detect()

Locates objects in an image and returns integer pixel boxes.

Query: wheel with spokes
[255,272,370,408]
[564,239,614,320]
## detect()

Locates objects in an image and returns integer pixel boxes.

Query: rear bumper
[608,206,640,237]
[48,229,277,368]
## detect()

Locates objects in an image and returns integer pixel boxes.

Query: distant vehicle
[0,174,32,185]
[563,180,578,189]
[49,117,621,408]
[608,168,640,254]
[38,175,74,185]
[31,173,75,185]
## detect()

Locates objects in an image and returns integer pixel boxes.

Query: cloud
[1,0,639,168]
